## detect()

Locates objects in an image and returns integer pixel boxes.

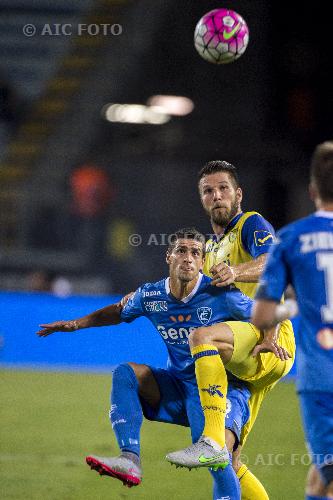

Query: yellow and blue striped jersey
[204,211,275,298]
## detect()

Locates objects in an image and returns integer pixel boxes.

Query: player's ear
[166,251,171,265]
[236,186,242,204]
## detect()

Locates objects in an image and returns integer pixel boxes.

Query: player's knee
[127,362,152,384]
[188,326,214,347]
[112,362,140,388]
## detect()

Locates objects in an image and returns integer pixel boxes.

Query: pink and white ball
[194,8,249,64]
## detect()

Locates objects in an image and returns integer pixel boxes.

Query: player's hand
[37,320,79,337]
[210,263,236,287]
[120,292,134,308]
[252,339,291,360]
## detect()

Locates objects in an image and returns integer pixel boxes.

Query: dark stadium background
[1,0,331,294]
[0,3,328,498]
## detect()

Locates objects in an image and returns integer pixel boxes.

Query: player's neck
[169,275,199,300]
[211,221,226,237]
[316,200,333,211]
[211,211,241,238]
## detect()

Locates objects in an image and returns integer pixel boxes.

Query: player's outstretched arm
[252,298,299,329]
[37,302,123,337]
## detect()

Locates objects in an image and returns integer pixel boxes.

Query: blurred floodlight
[146,95,194,116]
[102,103,170,124]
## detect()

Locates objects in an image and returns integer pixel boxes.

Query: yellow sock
[237,464,269,500]
[191,344,227,448]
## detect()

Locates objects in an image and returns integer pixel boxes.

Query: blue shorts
[299,391,333,485]
[141,367,251,448]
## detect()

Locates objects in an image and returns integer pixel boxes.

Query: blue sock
[110,363,143,457]
[306,496,329,499]
[210,453,241,500]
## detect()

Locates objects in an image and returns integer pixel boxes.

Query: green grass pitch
[0,370,308,499]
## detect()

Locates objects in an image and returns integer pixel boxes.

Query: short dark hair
[198,160,240,188]
[167,227,206,256]
[310,142,333,202]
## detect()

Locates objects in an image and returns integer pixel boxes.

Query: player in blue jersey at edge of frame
[252,141,333,500]
[37,227,290,500]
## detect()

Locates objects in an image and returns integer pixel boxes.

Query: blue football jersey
[256,211,333,392]
[121,273,253,379]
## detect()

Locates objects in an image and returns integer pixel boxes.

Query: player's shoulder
[241,211,271,227]
[277,214,317,241]
[201,273,233,297]
[239,211,275,247]
[136,279,167,297]
[200,273,220,295]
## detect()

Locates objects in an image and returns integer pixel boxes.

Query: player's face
[199,172,242,228]
[167,239,204,283]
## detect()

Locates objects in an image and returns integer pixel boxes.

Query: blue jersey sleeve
[120,287,145,323]
[255,235,289,302]
[225,286,254,321]
[241,214,275,258]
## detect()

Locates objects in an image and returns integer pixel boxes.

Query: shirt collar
[165,273,203,303]
[212,212,243,242]
[315,210,333,219]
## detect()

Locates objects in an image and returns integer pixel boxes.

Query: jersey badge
[197,306,213,325]
[254,230,274,246]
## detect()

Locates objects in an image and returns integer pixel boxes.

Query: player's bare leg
[87,362,160,487]
[306,464,333,499]
[306,464,326,496]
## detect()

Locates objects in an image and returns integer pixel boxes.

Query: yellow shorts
[225,319,296,445]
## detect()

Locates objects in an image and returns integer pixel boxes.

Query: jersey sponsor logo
[157,324,195,341]
[254,230,274,246]
[206,242,215,253]
[201,384,224,398]
[170,314,191,322]
[143,290,162,297]
[316,328,333,350]
[228,231,237,243]
[144,301,168,312]
[197,306,212,325]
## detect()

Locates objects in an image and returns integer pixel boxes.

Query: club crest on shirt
[197,306,212,325]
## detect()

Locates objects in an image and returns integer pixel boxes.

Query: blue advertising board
[0,292,297,376]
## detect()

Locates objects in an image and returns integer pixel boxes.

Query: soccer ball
[194,8,249,64]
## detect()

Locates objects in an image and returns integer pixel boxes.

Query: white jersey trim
[315,210,333,219]
[165,273,203,303]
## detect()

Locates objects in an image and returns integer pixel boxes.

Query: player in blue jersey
[38,227,280,500]
[252,141,333,500]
